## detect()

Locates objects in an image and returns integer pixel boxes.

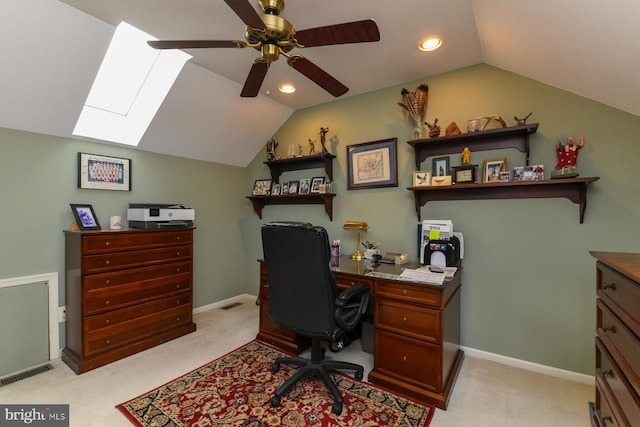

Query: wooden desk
[257,257,464,409]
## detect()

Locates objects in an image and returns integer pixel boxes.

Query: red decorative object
[117,340,435,427]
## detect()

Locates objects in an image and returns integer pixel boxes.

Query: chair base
[270,338,364,415]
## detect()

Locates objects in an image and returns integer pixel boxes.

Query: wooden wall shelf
[247,194,336,220]
[407,123,539,168]
[264,153,336,183]
[408,177,599,223]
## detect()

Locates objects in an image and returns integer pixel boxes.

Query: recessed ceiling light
[419,37,442,52]
[279,84,296,94]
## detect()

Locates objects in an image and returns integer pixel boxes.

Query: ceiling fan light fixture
[279,84,295,94]
[419,37,442,52]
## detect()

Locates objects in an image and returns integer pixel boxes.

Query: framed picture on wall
[78,152,131,191]
[346,138,398,190]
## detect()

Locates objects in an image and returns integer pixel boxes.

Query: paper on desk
[398,269,445,285]
[418,265,458,279]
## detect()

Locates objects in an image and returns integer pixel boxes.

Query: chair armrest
[336,283,369,307]
[335,283,370,331]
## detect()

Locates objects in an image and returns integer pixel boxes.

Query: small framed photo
[78,152,131,191]
[272,183,281,195]
[432,156,450,177]
[413,170,432,187]
[499,171,511,182]
[299,178,310,194]
[70,204,101,230]
[483,158,507,183]
[513,165,545,181]
[310,177,325,193]
[431,175,452,186]
[281,182,289,195]
[288,180,299,195]
[252,179,272,195]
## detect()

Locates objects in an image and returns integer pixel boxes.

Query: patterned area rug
[117,340,434,426]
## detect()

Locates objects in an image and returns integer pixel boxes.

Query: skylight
[73,22,191,146]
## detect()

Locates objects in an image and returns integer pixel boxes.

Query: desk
[256,257,464,409]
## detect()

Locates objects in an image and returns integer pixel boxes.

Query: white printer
[127,204,194,229]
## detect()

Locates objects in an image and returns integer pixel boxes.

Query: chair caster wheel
[272,362,280,372]
[355,370,364,380]
[331,402,343,415]
[270,395,281,408]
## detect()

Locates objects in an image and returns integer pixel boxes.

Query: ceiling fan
[147,0,380,98]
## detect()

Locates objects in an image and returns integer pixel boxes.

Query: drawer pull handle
[105,339,111,345]
[602,369,613,378]
[105,300,110,306]
[177,300,181,305]
[176,267,181,272]
[601,414,612,423]
[402,356,407,363]
[105,260,111,265]
[402,289,408,296]
[105,242,110,247]
[602,282,616,291]
[105,319,110,324]
[176,317,181,321]
[402,316,408,323]
[105,279,111,285]
[176,236,181,240]
[602,325,616,333]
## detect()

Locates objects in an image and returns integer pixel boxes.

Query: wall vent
[221,302,243,310]
[0,364,53,387]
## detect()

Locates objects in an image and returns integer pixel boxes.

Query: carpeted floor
[117,340,434,427]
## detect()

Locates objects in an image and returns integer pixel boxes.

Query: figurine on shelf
[398,84,429,138]
[308,138,316,155]
[297,144,304,157]
[462,147,471,164]
[552,136,584,179]
[266,138,278,161]
[425,118,441,138]
[320,127,329,153]
[514,112,533,126]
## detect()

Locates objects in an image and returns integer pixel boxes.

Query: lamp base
[350,250,365,261]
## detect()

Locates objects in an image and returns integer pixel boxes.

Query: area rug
[117,340,434,427]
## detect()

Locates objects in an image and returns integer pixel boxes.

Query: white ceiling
[1,0,639,167]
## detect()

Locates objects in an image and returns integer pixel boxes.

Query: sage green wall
[242,64,640,375]
[0,127,249,313]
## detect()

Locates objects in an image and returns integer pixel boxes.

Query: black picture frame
[78,152,132,191]
[346,138,398,190]
[432,156,450,177]
[70,204,101,230]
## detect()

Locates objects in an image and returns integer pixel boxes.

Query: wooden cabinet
[62,228,197,374]
[590,251,640,426]
[256,257,463,409]
[406,123,599,223]
[248,153,336,220]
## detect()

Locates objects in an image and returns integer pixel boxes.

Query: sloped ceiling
[1,0,639,167]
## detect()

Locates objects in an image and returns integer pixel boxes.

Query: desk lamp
[343,221,368,260]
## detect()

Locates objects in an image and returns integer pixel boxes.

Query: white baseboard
[461,345,594,385]
[193,294,257,314]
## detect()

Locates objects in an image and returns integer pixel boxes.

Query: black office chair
[261,222,370,415]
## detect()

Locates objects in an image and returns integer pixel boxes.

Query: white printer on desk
[127,204,194,229]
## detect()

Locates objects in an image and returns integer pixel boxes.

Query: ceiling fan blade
[288,56,348,97]
[224,0,266,30]
[148,40,246,49]
[294,19,380,47]
[241,62,269,97]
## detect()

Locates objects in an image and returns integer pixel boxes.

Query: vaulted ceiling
[2,0,639,166]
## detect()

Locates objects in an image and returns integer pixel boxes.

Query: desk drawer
[374,329,440,392]
[375,298,440,343]
[84,295,192,357]
[374,280,441,308]
[82,230,193,254]
[597,300,640,396]
[333,273,373,290]
[598,262,640,337]
[83,245,192,273]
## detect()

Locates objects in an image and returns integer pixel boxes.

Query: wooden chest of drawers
[590,251,640,426]
[62,228,196,374]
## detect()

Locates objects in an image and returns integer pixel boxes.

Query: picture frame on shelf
[413,170,432,187]
[299,178,310,194]
[252,179,273,195]
[70,204,101,230]
[431,175,452,186]
[288,180,299,194]
[281,182,289,195]
[432,156,450,177]
[483,158,507,183]
[272,183,281,195]
[346,138,398,190]
[78,152,131,191]
[513,165,545,181]
[310,176,325,193]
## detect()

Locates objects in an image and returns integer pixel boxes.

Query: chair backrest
[261,222,338,338]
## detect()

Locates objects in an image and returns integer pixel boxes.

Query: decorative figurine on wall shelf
[398,84,429,139]
[476,114,507,130]
[425,118,441,137]
[552,136,584,179]
[320,127,329,154]
[462,147,471,164]
[308,138,316,155]
[266,138,278,161]
[445,121,461,136]
[297,144,304,157]
[514,112,533,126]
